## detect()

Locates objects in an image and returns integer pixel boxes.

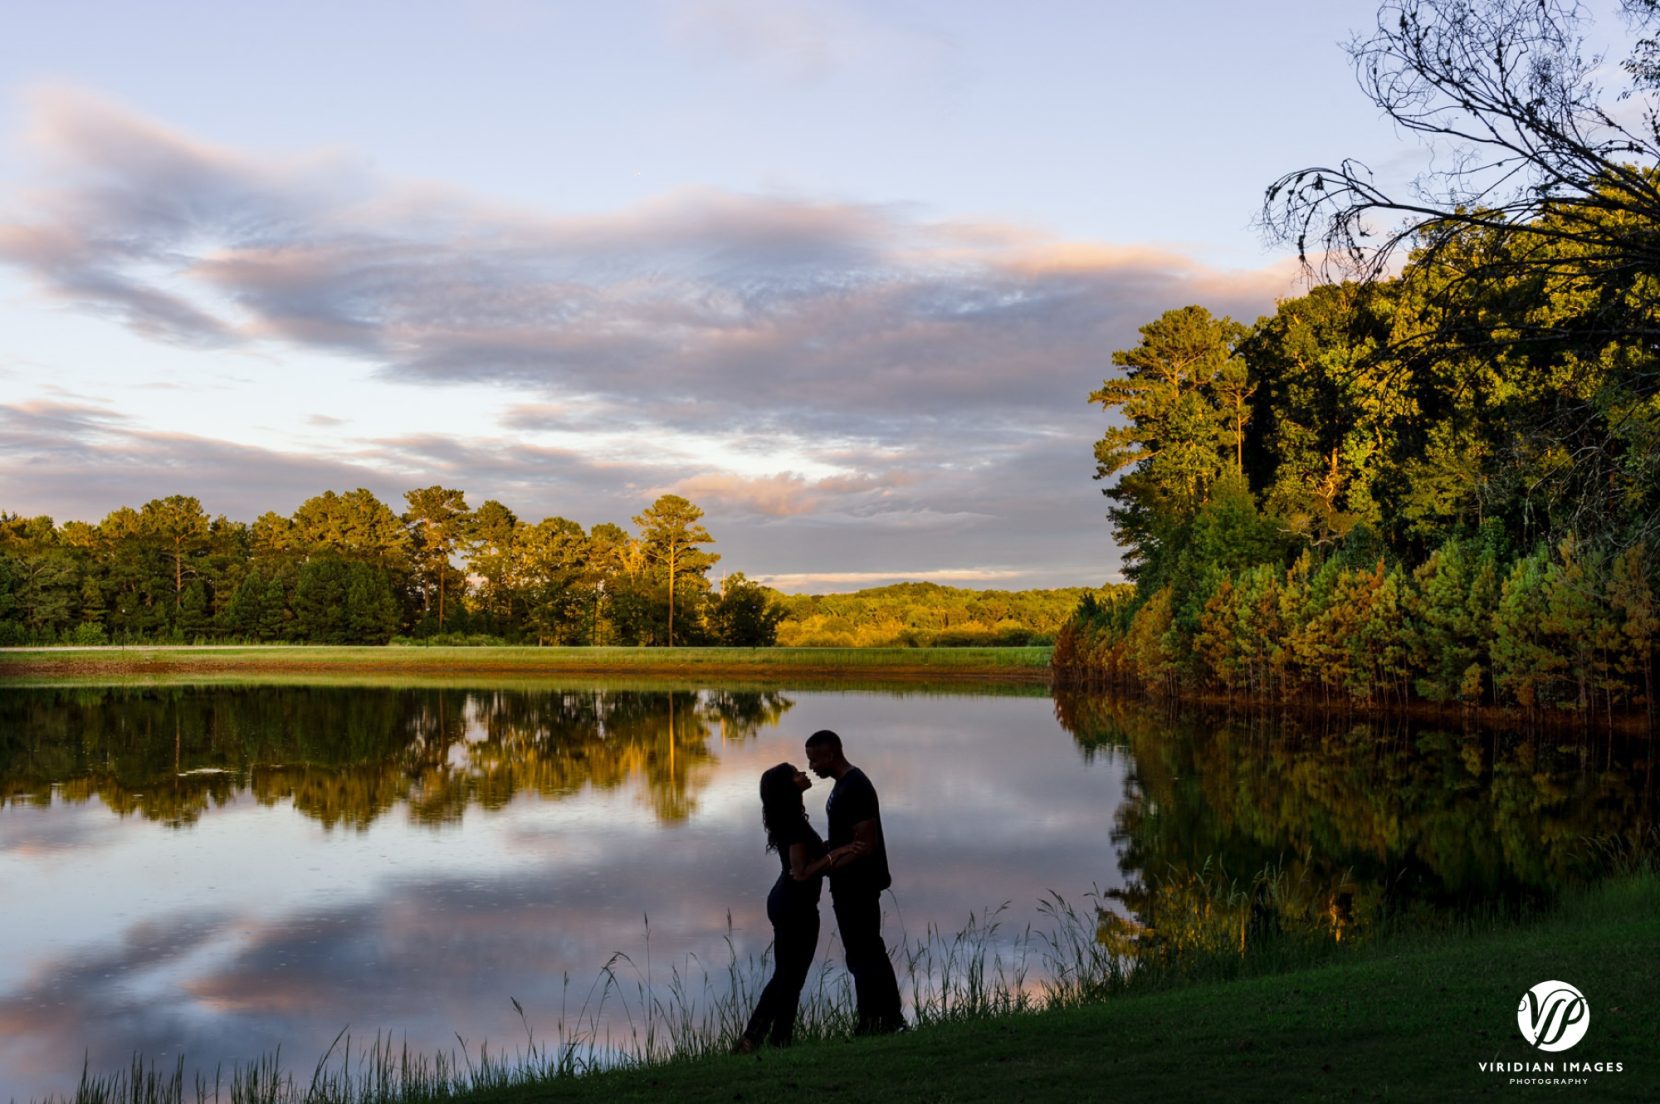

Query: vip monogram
[1517,981,1590,1052]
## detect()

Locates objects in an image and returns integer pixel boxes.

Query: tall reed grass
[43,889,1126,1104]
[42,841,1656,1104]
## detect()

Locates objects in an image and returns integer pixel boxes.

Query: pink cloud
[0,88,1294,427]
[664,470,896,517]
[0,87,1288,587]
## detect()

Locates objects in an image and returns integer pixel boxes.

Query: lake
[1,683,1652,1100]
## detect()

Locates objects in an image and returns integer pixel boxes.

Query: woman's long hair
[759,762,807,853]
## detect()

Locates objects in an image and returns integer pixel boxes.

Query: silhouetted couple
[734,729,904,1052]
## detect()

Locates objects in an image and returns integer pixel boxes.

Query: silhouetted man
[804,728,904,1034]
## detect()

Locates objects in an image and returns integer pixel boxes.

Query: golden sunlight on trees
[0,491,1084,650]
[1060,0,1660,724]
[632,494,718,648]
[402,486,471,633]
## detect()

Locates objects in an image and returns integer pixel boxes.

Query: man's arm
[792,841,855,881]
[844,819,877,862]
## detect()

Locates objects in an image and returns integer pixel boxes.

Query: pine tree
[1492,548,1564,709]
[257,577,290,642]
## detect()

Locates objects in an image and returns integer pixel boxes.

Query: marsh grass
[0,646,1053,693]
[43,889,1118,1104]
[42,849,1656,1104]
[34,877,1394,1104]
[0,645,1051,670]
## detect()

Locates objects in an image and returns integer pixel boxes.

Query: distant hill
[772,583,1125,647]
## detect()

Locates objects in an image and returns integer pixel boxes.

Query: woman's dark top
[769,818,826,916]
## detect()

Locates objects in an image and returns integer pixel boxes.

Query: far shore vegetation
[0,644,1053,685]
[0,492,1096,652]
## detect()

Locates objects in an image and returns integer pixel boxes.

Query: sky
[0,0,1427,591]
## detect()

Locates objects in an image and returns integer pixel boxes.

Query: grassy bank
[486,876,1660,1103]
[54,876,1660,1103]
[0,645,1052,686]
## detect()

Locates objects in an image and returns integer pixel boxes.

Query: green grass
[0,645,1052,688]
[461,875,1660,1103]
[47,875,1660,1103]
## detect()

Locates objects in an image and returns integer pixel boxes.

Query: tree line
[0,491,1089,648]
[0,490,768,647]
[1056,271,1660,718]
[1057,0,1660,722]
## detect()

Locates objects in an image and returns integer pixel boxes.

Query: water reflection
[0,685,1653,1100]
[1055,691,1659,958]
[0,686,1113,1101]
[1,686,793,827]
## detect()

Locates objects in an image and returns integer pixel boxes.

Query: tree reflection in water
[1054,690,1658,961]
[5,683,1652,957]
[0,686,793,828]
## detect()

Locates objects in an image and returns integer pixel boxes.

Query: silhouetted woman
[734,762,856,1052]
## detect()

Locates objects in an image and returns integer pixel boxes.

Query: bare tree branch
[1263,0,1660,300]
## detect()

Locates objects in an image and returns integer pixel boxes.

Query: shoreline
[8,647,1651,727]
[1053,676,1659,735]
[0,644,1055,685]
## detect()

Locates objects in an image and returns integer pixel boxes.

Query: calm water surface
[1,684,1652,1100]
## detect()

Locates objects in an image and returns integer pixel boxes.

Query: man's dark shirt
[825,767,891,895]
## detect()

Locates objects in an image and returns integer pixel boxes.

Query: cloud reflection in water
[0,686,1120,1100]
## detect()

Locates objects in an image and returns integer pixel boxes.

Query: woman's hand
[798,847,845,880]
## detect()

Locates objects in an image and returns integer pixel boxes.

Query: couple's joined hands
[831,840,869,865]
[791,839,869,882]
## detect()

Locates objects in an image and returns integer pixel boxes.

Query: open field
[0,645,1053,686]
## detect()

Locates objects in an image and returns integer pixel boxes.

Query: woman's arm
[808,828,873,877]
[790,842,860,881]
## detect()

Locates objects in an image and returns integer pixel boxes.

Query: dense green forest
[1056,0,1660,720]
[0,492,1091,648]
[1055,266,1660,715]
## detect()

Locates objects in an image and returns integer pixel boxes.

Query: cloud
[667,0,956,85]
[0,399,404,522]
[753,568,1025,588]
[664,470,896,517]
[0,88,1295,588]
[0,399,660,527]
[0,394,1124,587]
[0,89,1292,435]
